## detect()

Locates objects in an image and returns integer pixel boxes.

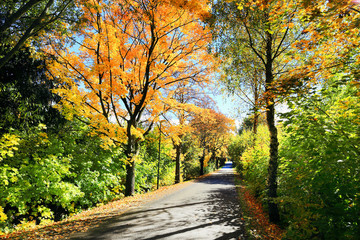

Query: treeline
[229,77,360,239]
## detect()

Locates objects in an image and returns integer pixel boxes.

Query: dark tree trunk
[199,153,204,176]
[265,30,280,224]
[211,150,218,169]
[124,123,138,197]
[175,144,181,183]
[266,101,280,223]
[253,75,259,136]
[125,160,136,196]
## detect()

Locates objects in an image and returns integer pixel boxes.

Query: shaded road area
[70,162,246,240]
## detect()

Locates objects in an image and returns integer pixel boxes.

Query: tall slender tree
[211,0,306,223]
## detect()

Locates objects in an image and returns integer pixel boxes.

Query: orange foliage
[191,108,235,157]
[46,0,215,147]
[286,0,360,85]
[238,185,284,240]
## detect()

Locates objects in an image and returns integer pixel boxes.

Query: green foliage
[57,122,126,209]
[0,121,126,232]
[181,134,202,180]
[278,78,360,239]
[230,77,360,239]
[234,124,270,198]
[135,132,175,193]
[0,0,78,68]
[0,124,81,227]
[0,47,65,134]
[0,133,20,161]
[228,129,253,173]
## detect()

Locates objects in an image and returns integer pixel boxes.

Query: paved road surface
[70,162,246,240]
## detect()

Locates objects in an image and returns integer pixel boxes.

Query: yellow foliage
[130,126,145,141]
[0,133,20,161]
[204,153,211,168]
[0,206,7,222]
[46,0,215,150]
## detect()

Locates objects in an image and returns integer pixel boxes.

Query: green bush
[0,121,126,232]
[136,132,175,192]
[239,125,270,198]
[278,79,360,239]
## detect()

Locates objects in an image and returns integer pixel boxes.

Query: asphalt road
[70,162,246,240]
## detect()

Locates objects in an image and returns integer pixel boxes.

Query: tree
[191,108,234,175]
[211,0,306,223]
[279,77,360,238]
[0,0,76,69]
[47,0,214,196]
[0,46,64,135]
[162,82,210,183]
[211,14,265,135]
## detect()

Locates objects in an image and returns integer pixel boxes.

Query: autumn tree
[191,108,234,175]
[211,0,307,223]
[47,0,214,196]
[161,81,214,183]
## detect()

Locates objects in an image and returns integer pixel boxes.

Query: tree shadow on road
[70,164,247,240]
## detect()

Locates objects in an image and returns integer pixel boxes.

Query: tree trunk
[124,124,138,197]
[266,101,280,223]
[125,160,136,196]
[253,74,259,136]
[199,150,205,176]
[211,149,218,169]
[265,30,280,224]
[175,144,181,183]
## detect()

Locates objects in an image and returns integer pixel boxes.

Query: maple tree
[47,0,214,196]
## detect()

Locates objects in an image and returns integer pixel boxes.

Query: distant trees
[191,109,234,175]
[162,82,205,183]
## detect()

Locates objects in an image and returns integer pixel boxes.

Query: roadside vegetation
[230,79,360,239]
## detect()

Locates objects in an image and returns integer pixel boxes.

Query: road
[70,162,246,240]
